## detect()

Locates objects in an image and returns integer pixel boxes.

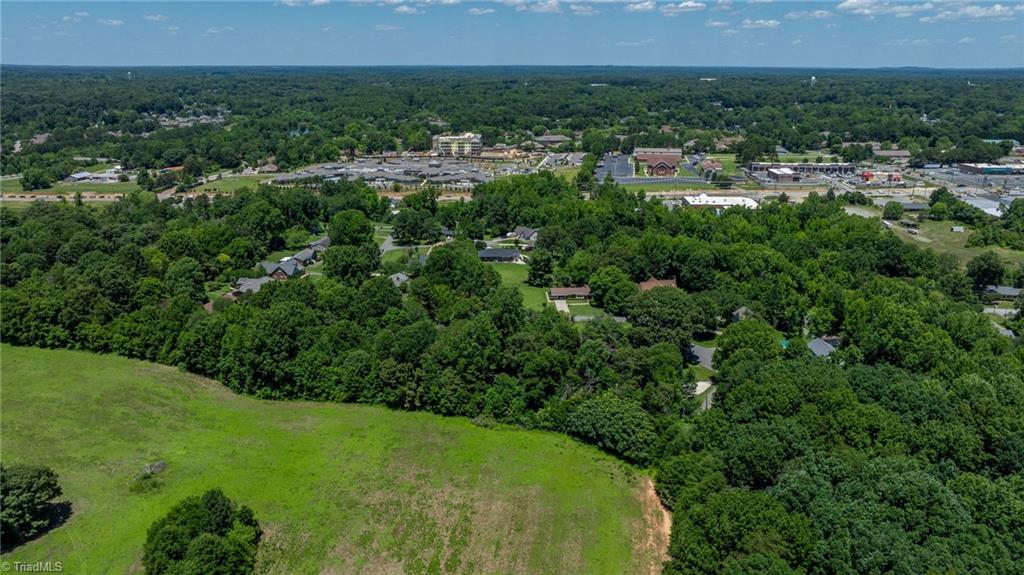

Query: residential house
[309,237,331,253]
[225,276,274,301]
[549,286,591,301]
[638,277,676,291]
[807,337,838,358]
[389,272,410,288]
[478,248,521,263]
[512,226,539,242]
[731,306,754,322]
[261,259,305,280]
[440,226,455,239]
[985,285,1021,299]
[293,248,318,265]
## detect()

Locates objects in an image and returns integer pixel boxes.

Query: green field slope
[0,345,665,574]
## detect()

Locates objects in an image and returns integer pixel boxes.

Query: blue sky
[2,1,1023,67]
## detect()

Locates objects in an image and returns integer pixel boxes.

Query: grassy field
[193,175,270,194]
[620,182,717,193]
[885,219,1024,267]
[705,154,739,176]
[383,246,429,266]
[489,262,549,310]
[0,345,664,574]
[0,179,141,196]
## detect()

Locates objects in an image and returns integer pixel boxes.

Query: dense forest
[2,168,1022,572]
[2,67,1022,183]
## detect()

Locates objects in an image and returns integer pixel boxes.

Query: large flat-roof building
[958,163,1013,175]
[683,193,759,210]
[634,147,683,177]
[748,161,856,175]
[433,133,483,156]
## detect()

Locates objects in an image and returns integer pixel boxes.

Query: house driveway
[689,343,715,370]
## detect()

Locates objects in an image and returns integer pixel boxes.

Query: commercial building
[767,167,800,183]
[683,193,759,210]
[634,147,683,177]
[958,163,1013,175]
[861,171,903,184]
[748,162,856,175]
[433,133,483,156]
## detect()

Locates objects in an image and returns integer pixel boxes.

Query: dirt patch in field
[634,477,671,575]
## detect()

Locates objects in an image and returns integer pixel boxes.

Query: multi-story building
[433,133,483,156]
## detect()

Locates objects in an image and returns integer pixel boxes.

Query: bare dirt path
[634,477,672,575]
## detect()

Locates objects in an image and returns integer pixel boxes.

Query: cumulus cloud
[142,14,167,21]
[570,3,599,15]
[163,25,180,34]
[204,26,235,34]
[705,19,729,26]
[661,1,706,16]
[616,37,656,46]
[468,6,495,14]
[956,36,975,44]
[372,23,404,31]
[887,37,930,46]
[742,18,780,28]
[98,19,124,27]
[281,0,330,6]
[721,28,738,35]
[920,3,1019,22]
[838,0,934,19]
[394,4,421,13]
[624,0,656,11]
[785,9,831,19]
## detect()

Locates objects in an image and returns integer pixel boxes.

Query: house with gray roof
[293,248,318,265]
[479,248,522,262]
[226,276,274,300]
[985,285,1021,299]
[261,259,305,279]
[512,226,539,242]
[389,272,410,288]
[807,336,840,358]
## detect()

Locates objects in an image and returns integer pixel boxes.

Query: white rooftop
[683,194,758,209]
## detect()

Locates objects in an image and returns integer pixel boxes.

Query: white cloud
[920,3,1019,22]
[522,0,562,13]
[785,9,831,19]
[61,11,89,23]
[372,23,404,31]
[1000,34,1023,44]
[705,19,729,26]
[742,18,779,28]
[98,19,124,27]
[281,0,330,6]
[163,25,180,34]
[142,14,167,22]
[838,0,934,19]
[721,28,738,35]
[570,4,599,15]
[887,37,930,46]
[394,4,421,13]
[204,26,235,34]
[956,36,974,43]
[468,6,495,14]
[791,38,802,44]
[624,0,656,11]
[321,25,334,32]
[712,0,732,10]
[661,1,706,16]
[616,37,656,46]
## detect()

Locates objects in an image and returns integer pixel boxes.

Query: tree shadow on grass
[0,501,73,553]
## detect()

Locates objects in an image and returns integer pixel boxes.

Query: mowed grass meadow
[0,345,660,575]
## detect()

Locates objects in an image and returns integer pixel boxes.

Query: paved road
[689,343,715,370]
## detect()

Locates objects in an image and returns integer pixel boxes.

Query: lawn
[382,246,429,266]
[0,345,663,575]
[705,154,739,176]
[620,182,717,193]
[891,219,1024,267]
[193,175,271,194]
[689,365,715,382]
[489,262,549,310]
[0,179,141,196]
